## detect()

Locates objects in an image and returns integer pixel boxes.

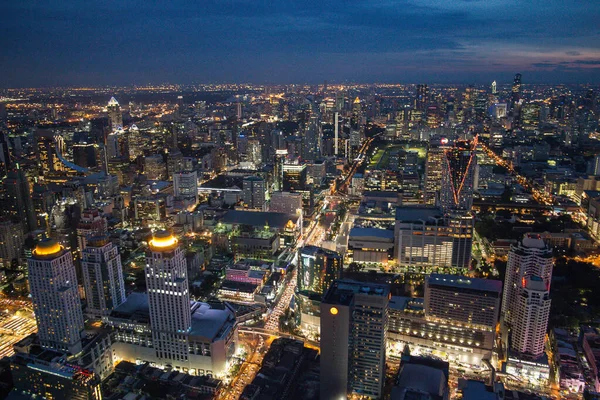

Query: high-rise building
[3,166,36,233]
[242,176,266,210]
[269,191,303,215]
[491,80,497,95]
[36,129,65,174]
[77,209,108,253]
[502,234,553,326]
[0,132,11,177]
[82,236,126,318]
[273,149,288,191]
[144,154,166,180]
[512,73,522,107]
[592,154,600,176]
[173,171,198,202]
[320,280,390,399]
[0,219,23,267]
[282,164,307,191]
[27,239,85,354]
[440,140,477,213]
[424,274,502,330]
[511,275,551,358]
[298,246,342,295]
[107,97,123,131]
[395,206,473,274]
[415,84,429,111]
[73,143,99,169]
[303,115,321,162]
[145,231,192,362]
[424,145,445,205]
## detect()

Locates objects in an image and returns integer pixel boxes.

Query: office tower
[303,115,321,162]
[424,145,445,205]
[391,353,450,400]
[491,80,497,95]
[107,97,123,131]
[77,209,108,253]
[395,206,473,274]
[415,84,429,111]
[0,219,23,267]
[512,73,522,106]
[425,274,502,330]
[511,275,551,358]
[334,112,339,156]
[247,138,262,167]
[440,140,477,213]
[4,167,36,233]
[82,236,126,318]
[144,154,166,180]
[145,231,192,362]
[592,154,600,176]
[242,176,266,210]
[320,280,390,399]
[173,171,198,202]
[269,191,303,215]
[502,234,553,326]
[11,352,102,400]
[236,102,242,119]
[282,164,307,191]
[73,143,99,168]
[298,246,342,295]
[0,132,11,177]
[273,149,287,191]
[36,130,65,174]
[28,239,85,354]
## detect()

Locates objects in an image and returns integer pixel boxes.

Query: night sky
[1,0,600,87]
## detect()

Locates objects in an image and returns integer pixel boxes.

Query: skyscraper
[145,231,192,362]
[0,219,23,267]
[440,140,477,213]
[77,209,108,253]
[424,145,445,205]
[82,236,126,318]
[27,239,85,354]
[173,171,198,202]
[320,280,390,399]
[415,84,429,111]
[511,275,551,358]
[3,166,36,233]
[511,73,522,109]
[502,234,553,326]
[36,130,65,174]
[107,97,123,131]
[424,274,502,331]
[298,246,342,295]
[242,176,266,210]
[491,80,497,95]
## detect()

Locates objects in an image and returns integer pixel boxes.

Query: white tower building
[27,239,85,354]
[511,275,551,358]
[145,231,192,363]
[107,97,123,132]
[502,234,553,326]
[82,236,126,318]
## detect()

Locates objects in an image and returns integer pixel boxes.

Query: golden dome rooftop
[32,239,64,259]
[148,231,178,251]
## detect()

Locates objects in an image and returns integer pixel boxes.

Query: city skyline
[1,1,600,87]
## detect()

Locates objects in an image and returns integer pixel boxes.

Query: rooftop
[322,279,390,306]
[349,227,395,240]
[396,206,444,223]
[221,210,299,229]
[427,274,502,294]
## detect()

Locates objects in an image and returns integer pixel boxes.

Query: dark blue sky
[1,0,600,87]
